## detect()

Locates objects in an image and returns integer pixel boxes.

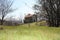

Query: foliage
[34,0,60,27]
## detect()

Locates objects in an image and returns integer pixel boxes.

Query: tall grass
[0,23,60,40]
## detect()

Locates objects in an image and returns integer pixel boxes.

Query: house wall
[24,14,37,23]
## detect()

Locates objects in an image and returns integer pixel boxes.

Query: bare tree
[0,0,14,25]
[33,3,47,25]
[34,0,60,27]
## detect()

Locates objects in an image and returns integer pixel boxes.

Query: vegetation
[0,0,14,25]
[34,0,60,27]
[0,0,60,40]
[0,23,60,40]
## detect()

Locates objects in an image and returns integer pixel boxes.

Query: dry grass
[0,23,60,40]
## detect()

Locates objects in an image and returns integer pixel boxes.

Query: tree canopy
[34,0,60,27]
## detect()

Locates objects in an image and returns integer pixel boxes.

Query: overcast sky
[5,0,36,20]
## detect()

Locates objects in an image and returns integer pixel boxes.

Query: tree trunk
[1,9,4,25]
[1,16,4,25]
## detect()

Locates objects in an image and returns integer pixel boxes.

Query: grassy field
[0,23,60,40]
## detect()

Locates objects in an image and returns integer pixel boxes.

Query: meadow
[0,23,60,40]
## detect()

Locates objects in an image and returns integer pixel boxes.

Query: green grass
[0,23,60,40]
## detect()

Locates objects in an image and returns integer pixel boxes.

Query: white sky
[5,0,36,20]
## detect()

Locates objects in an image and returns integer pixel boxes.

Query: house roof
[25,14,33,18]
